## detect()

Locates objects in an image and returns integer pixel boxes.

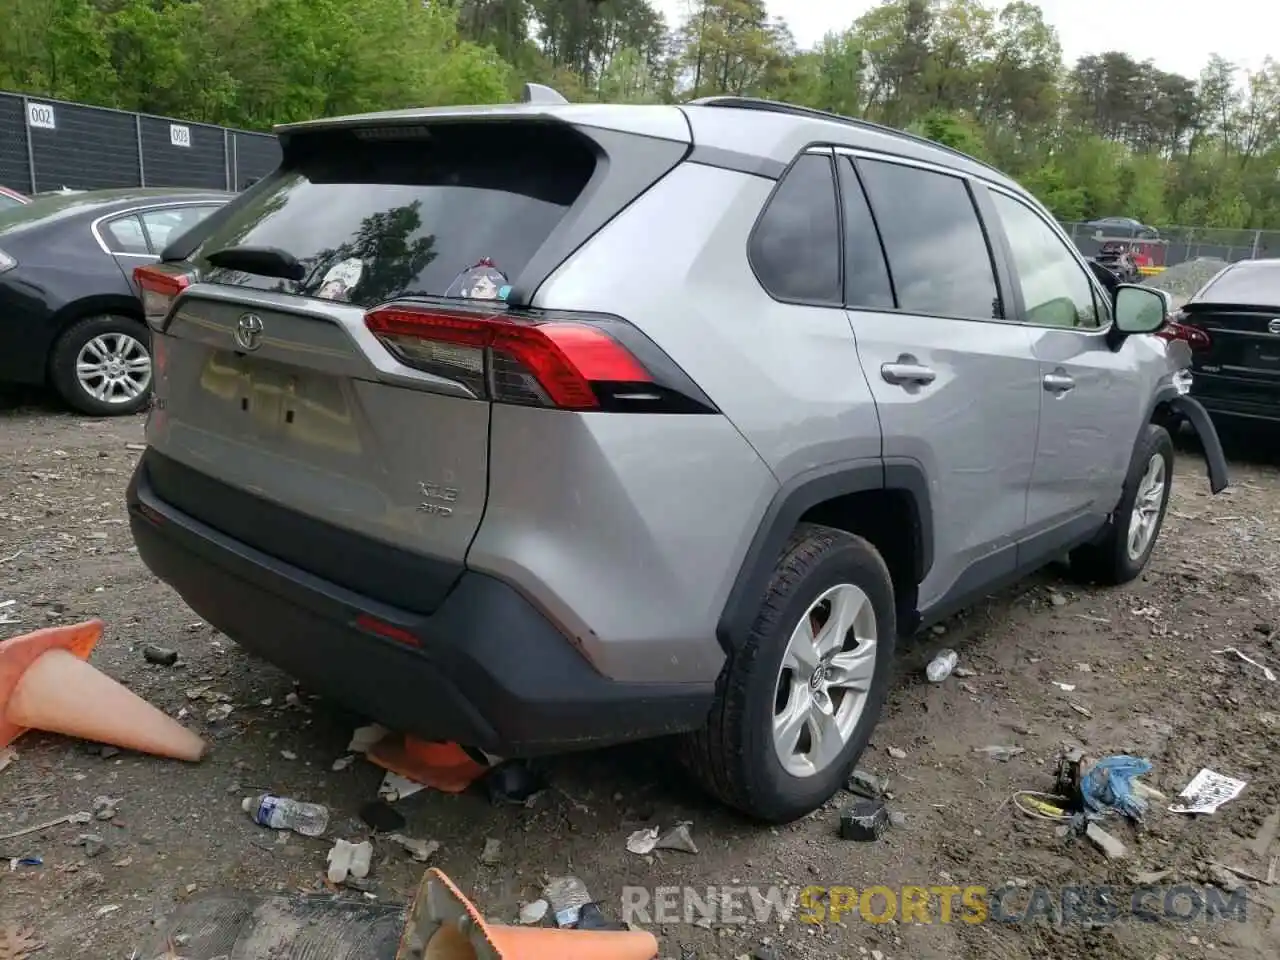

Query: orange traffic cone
[397,867,658,960]
[0,620,205,761]
[368,735,489,794]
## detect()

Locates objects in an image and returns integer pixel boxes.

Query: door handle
[1043,371,1075,394]
[881,362,937,386]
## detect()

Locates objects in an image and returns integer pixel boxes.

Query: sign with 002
[26,101,56,130]
[169,123,192,148]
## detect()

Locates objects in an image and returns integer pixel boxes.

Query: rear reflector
[1157,316,1212,351]
[354,613,422,648]
[365,305,652,411]
[134,265,192,330]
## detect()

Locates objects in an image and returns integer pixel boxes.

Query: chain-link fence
[0,92,281,195]
[1063,221,1280,268]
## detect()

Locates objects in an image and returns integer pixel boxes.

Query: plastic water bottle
[926,649,959,683]
[242,794,329,837]
[543,876,592,928]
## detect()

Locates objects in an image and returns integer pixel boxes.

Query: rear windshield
[1198,262,1280,306]
[192,123,598,308]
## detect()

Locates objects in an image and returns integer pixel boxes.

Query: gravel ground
[1,398,1278,960]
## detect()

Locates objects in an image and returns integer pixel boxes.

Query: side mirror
[1114,284,1171,335]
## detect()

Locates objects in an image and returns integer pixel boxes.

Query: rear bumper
[127,454,714,756]
[1194,393,1280,425]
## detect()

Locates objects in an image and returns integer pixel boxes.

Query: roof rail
[685,96,1007,179]
[522,82,569,105]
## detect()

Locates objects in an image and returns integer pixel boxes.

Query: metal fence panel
[230,131,283,190]
[1063,222,1280,268]
[0,94,31,193]
[139,115,227,189]
[27,98,140,192]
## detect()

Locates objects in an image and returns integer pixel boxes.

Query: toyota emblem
[234,313,264,351]
[1269,318,1280,335]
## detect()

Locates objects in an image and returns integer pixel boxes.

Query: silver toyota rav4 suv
[128,89,1229,823]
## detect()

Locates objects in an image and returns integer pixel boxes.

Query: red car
[0,186,30,211]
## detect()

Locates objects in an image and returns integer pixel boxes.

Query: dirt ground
[1,398,1278,960]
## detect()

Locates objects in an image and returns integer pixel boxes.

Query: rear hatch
[139,111,689,613]
[1174,264,1280,414]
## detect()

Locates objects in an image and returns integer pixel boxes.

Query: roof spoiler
[521,83,569,105]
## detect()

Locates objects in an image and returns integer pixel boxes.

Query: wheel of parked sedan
[49,315,153,416]
[1070,423,1174,585]
[680,523,896,823]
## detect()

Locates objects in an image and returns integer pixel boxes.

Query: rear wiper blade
[205,245,305,282]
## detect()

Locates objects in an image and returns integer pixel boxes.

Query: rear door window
[103,215,150,255]
[749,153,842,305]
[856,158,1003,321]
[141,205,217,251]
[192,124,597,309]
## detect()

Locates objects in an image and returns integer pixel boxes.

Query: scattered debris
[479,838,502,865]
[75,833,106,858]
[973,745,1025,761]
[1131,868,1173,885]
[889,811,908,828]
[519,899,549,925]
[0,925,42,959]
[1079,756,1154,821]
[1169,769,1247,815]
[1204,863,1245,893]
[840,798,889,841]
[0,748,16,774]
[94,905,120,918]
[377,771,425,803]
[625,823,699,856]
[626,827,660,855]
[887,746,907,759]
[1212,647,1276,682]
[925,649,958,682]
[1011,791,1070,821]
[1067,701,1093,718]
[280,750,297,761]
[1206,860,1272,886]
[331,755,354,772]
[1269,856,1278,886]
[326,839,372,885]
[142,644,178,667]
[205,703,233,724]
[1048,591,1068,608]
[1051,681,1077,692]
[91,796,118,821]
[0,599,18,625]
[0,811,91,843]
[953,665,977,678]
[1085,822,1128,860]
[847,768,889,798]
[388,834,439,863]
[347,724,389,754]
[544,876,592,927]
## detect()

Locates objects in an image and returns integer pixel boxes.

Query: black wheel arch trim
[1147,384,1229,494]
[715,457,933,653]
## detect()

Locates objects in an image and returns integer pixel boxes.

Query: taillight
[365,304,663,411]
[1157,315,1211,352]
[134,264,191,331]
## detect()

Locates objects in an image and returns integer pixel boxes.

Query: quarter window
[103,215,150,255]
[749,153,842,304]
[837,158,894,310]
[857,159,1002,321]
[990,191,1099,328]
[141,206,217,251]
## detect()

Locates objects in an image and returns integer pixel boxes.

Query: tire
[680,523,897,823]
[1069,423,1174,585]
[49,315,153,416]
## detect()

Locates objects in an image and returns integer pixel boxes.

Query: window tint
[837,158,894,310]
[193,123,597,308]
[142,205,216,251]
[857,159,1001,320]
[104,215,150,255]
[750,153,841,304]
[990,191,1098,328]
[1198,262,1280,305]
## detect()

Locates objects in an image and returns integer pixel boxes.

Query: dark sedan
[0,188,231,415]
[1161,258,1280,428]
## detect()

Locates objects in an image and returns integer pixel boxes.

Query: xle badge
[418,481,459,517]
